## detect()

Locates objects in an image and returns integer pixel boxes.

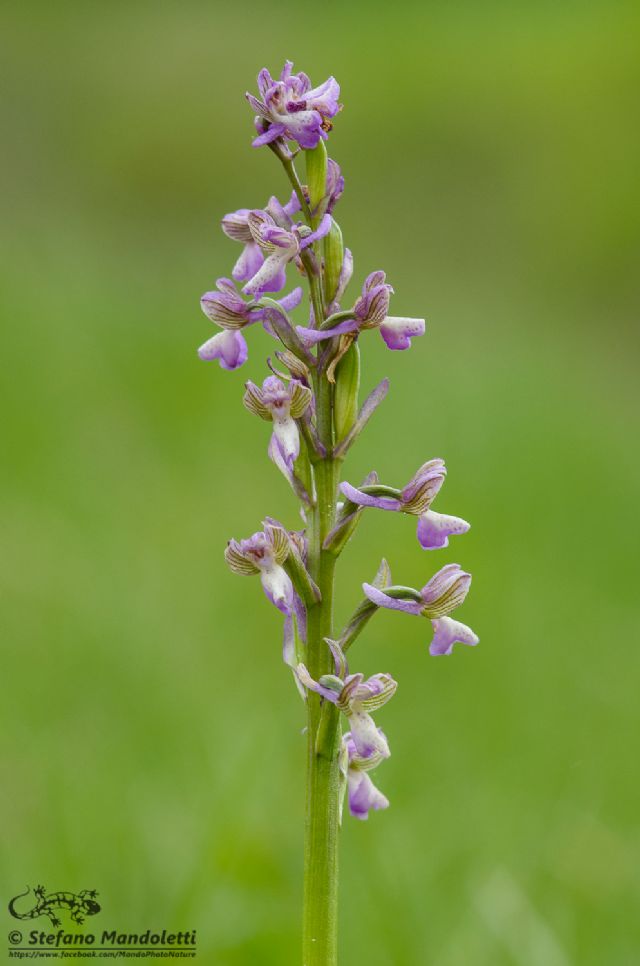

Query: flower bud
[306,139,328,216]
[323,219,345,306]
[334,341,360,442]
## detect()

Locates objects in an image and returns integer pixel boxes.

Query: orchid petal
[362,582,423,616]
[347,770,389,820]
[339,481,401,512]
[379,316,425,350]
[197,330,248,370]
[430,616,479,656]
[296,319,358,345]
[417,510,471,550]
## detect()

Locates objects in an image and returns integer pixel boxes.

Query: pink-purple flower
[224,520,309,669]
[198,278,303,370]
[225,521,293,614]
[363,563,478,656]
[297,270,425,352]
[296,643,396,759]
[341,731,390,821]
[221,192,300,283]
[340,459,470,550]
[243,376,312,475]
[247,61,341,150]
[242,210,331,298]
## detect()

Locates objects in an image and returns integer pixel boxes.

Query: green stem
[281,153,313,223]
[303,410,341,964]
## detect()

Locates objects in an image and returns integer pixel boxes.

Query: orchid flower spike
[198,278,302,371]
[341,731,390,820]
[296,642,397,760]
[297,270,425,352]
[363,564,478,656]
[247,61,341,150]
[243,376,313,475]
[340,459,470,550]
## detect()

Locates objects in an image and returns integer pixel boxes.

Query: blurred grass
[1,0,639,963]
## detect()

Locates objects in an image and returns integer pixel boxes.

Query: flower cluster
[200,60,478,831]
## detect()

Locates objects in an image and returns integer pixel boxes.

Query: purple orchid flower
[297,270,425,351]
[296,642,396,759]
[340,459,470,550]
[225,521,293,613]
[221,193,301,283]
[247,61,340,150]
[198,278,303,371]
[242,210,331,298]
[363,563,478,655]
[225,521,307,668]
[341,731,390,820]
[243,376,313,476]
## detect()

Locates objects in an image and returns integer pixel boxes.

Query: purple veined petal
[260,563,293,614]
[298,213,332,249]
[362,582,423,616]
[221,209,252,243]
[271,416,300,466]
[339,481,401,512]
[280,60,294,83]
[429,616,479,656]
[232,241,265,283]
[420,564,471,617]
[280,110,324,148]
[261,224,297,250]
[296,318,358,345]
[283,191,302,218]
[216,277,237,295]
[417,510,471,550]
[348,711,390,759]
[351,673,398,712]
[266,194,292,228]
[362,270,387,293]
[347,770,389,820]
[197,330,248,371]
[379,316,426,350]
[242,253,289,297]
[246,92,269,117]
[277,286,303,312]
[303,76,341,117]
[294,70,312,95]
[257,68,275,99]
[252,123,287,147]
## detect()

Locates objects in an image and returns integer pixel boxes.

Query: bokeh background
[2,1,639,963]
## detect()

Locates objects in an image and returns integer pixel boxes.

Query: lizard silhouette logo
[8,884,101,927]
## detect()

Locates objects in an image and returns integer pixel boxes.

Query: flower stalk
[198,59,478,965]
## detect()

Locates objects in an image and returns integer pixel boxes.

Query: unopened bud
[334,341,360,441]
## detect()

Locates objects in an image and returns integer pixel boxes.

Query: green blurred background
[2,1,639,963]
